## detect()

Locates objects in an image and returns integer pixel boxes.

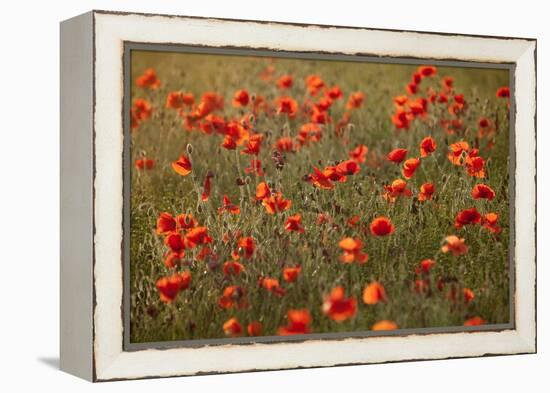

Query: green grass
[129,50,510,343]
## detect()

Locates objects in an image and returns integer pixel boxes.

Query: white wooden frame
[60,10,536,382]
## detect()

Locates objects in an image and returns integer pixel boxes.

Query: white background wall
[0,0,546,391]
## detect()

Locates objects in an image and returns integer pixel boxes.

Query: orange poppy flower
[283,266,302,283]
[259,277,286,296]
[370,216,395,236]
[402,157,421,179]
[455,207,481,228]
[383,179,412,202]
[447,141,470,165]
[441,235,468,256]
[338,237,368,264]
[314,96,333,112]
[387,148,408,163]
[285,214,305,233]
[156,271,191,303]
[136,68,160,89]
[184,226,212,249]
[275,136,295,152]
[262,192,292,215]
[156,212,177,235]
[482,212,502,234]
[172,154,192,176]
[418,182,435,201]
[223,261,245,276]
[305,74,325,96]
[347,215,361,227]
[255,182,271,201]
[464,316,486,326]
[166,91,194,109]
[496,86,510,98]
[278,309,312,335]
[218,195,241,215]
[349,144,368,163]
[276,96,299,118]
[472,184,495,200]
[322,286,357,322]
[371,320,398,331]
[307,167,334,190]
[362,282,387,305]
[218,286,247,309]
[221,135,237,150]
[277,74,293,89]
[201,172,213,202]
[164,251,184,268]
[132,98,153,122]
[176,213,198,230]
[393,95,408,107]
[237,236,255,258]
[335,159,360,176]
[465,155,485,178]
[232,89,250,107]
[247,321,263,336]
[164,232,185,253]
[241,134,263,156]
[416,259,436,275]
[420,136,437,157]
[463,288,475,303]
[135,158,154,170]
[310,107,330,124]
[346,92,365,109]
[223,317,243,337]
[297,123,323,145]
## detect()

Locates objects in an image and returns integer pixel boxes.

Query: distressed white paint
[92,11,536,381]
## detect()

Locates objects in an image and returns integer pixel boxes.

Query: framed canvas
[60,10,537,382]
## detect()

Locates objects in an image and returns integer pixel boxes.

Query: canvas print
[128,49,511,344]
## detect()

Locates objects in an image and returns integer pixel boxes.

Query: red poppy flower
[132,98,153,122]
[307,167,334,190]
[349,144,368,163]
[338,237,368,264]
[166,91,194,109]
[184,226,212,249]
[482,212,502,234]
[231,89,250,107]
[277,74,293,89]
[237,236,255,258]
[393,95,408,107]
[201,172,213,202]
[259,277,286,297]
[402,157,421,179]
[465,155,485,178]
[262,192,292,214]
[310,107,330,124]
[283,266,302,283]
[253,182,271,202]
[156,212,177,235]
[285,214,305,233]
[416,259,436,275]
[218,286,247,310]
[164,232,185,253]
[223,317,243,337]
[418,182,435,201]
[362,282,387,305]
[464,316,486,326]
[371,320,398,331]
[472,184,495,200]
[247,321,263,336]
[156,271,191,303]
[314,96,333,112]
[447,141,470,165]
[164,251,184,268]
[218,195,241,215]
[383,179,412,202]
[463,288,475,303]
[305,74,325,96]
[370,216,395,236]
[276,96,299,118]
[317,213,332,225]
[136,68,160,89]
[326,85,343,100]
[442,76,454,90]
[135,158,154,170]
[418,65,437,77]
[221,135,237,150]
[441,235,468,256]
[346,92,365,109]
[496,86,510,98]
[406,82,418,95]
[244,159,264,176]
[420,136,437,157]
[347,215,360,227]
[241,134,263,156]
[334,159,360,176]
[176,213,198,230]
[172,154,192,176]
[322,286,357,322]
[278,309,311,335]
[223,261,245,276]
[455,207,481,228]
[275,136,295,152]
[297,123,323,146]
[387,148,408,163]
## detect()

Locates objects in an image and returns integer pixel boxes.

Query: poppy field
[128,50,511,343]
